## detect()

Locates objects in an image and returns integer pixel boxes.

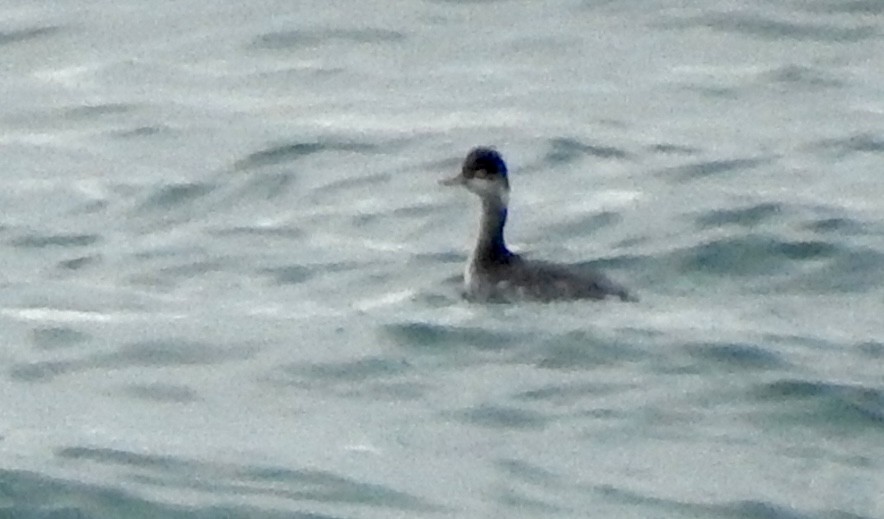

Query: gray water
[2,1,883,517]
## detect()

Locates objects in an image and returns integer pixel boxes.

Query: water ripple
[693,203,783,229]
[54,446,439,511]
[451,403,549,430]
[648,143,700,155]
[544,137,631,165]
[493,458,561,486]
[273,357,410,387]
[9,232,100,249]
[252,28,406,50]
[805,0,884,15]
[30,325,89,350]
[682,342,787,371]
[659,157,770,181]
[813,133,884,157]
[753,378,884,428]
[0,468,331,518]
[122,383,200,403]
[594,484,830,519]
[514,381,630,405]
[793,247,884,293]
[532,330,647,370]
[676,235,838,276]
[58,254,101,270]
[382,321,521,353]
[8,339,259,383]
[802,216,871,236]
[234,141,379,171]
[135,182,216,212]
[685,13,878,42]
[0,25,62,46]
[62,103,139,120]
[763,65,843,89]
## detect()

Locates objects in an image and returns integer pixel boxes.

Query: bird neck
[474,194,513,263]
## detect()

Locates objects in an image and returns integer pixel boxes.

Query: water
[1,0,883,517]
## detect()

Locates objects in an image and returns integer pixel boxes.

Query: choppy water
[2,1,883,517]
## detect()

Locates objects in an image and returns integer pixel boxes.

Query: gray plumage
[441,147,634,303]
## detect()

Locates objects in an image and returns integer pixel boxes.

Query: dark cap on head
[461,147,508,183]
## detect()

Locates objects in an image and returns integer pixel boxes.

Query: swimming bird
[441,147,634,302]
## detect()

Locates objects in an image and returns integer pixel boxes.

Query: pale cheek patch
[466,178,508,201]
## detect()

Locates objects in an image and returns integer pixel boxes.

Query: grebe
[441,147,634,302]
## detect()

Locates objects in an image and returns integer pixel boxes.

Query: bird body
[442,147,633,303]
